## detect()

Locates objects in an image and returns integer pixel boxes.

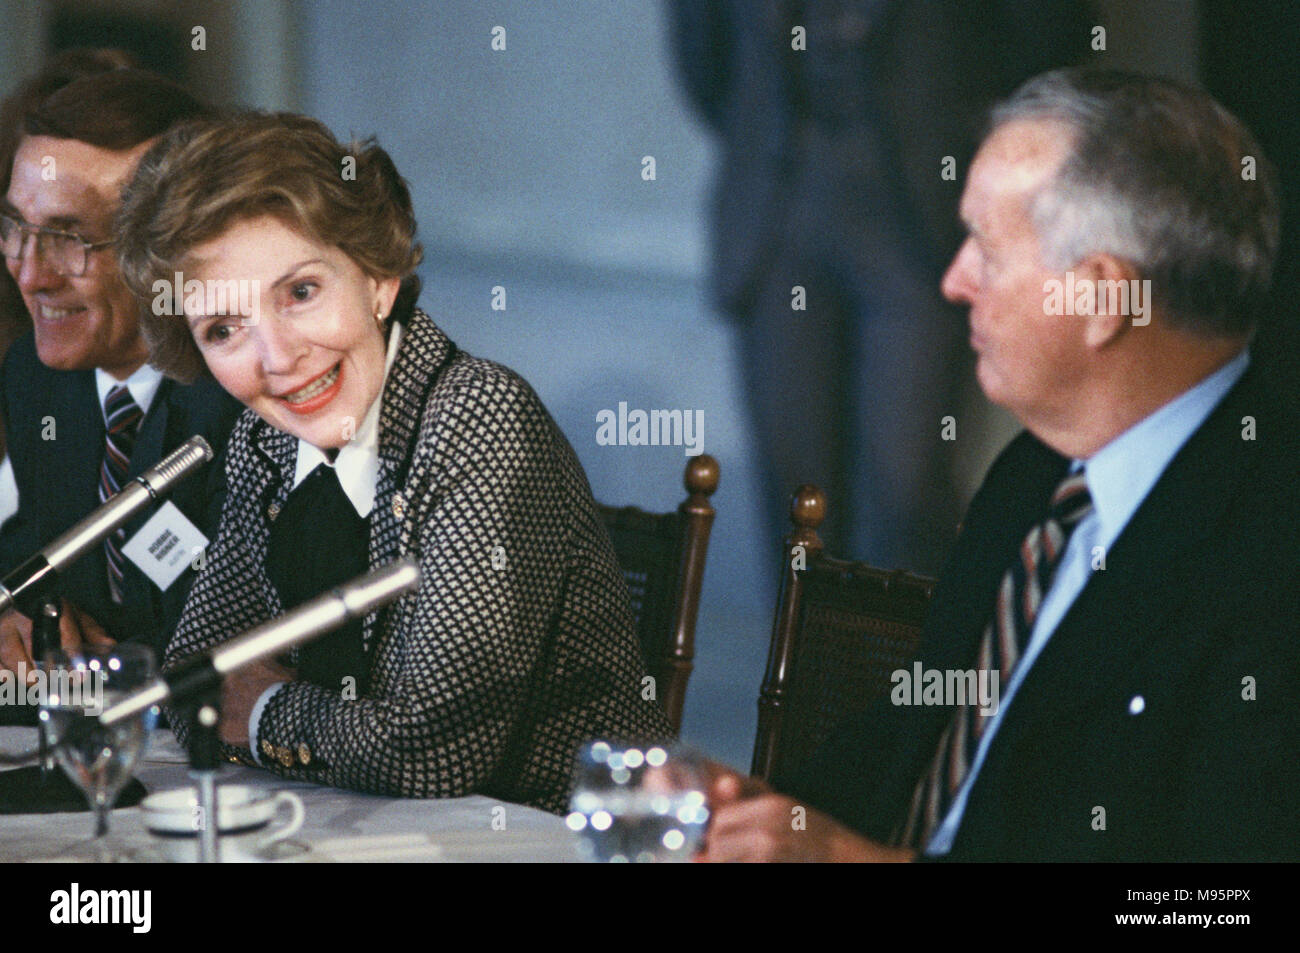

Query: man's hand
[696,762,915,863]
[218,659,295,745]
[0,601,114,679]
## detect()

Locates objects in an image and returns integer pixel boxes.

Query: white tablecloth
[0,727,578,863]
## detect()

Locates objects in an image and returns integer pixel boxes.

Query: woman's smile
[278,361,343,414]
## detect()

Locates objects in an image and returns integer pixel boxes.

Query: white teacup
[141,785,305,862]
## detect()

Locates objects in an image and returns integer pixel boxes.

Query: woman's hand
[219,658,296,745]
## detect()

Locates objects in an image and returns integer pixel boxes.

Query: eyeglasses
[0,213,113,277]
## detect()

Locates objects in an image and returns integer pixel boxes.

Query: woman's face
[184,215,399,450]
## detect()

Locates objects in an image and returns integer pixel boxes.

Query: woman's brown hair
[116,111,422,382]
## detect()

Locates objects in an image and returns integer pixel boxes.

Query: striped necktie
[99,384,144,603]
[900,469,1094,849]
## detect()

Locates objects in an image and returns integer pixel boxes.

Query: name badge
[121,501,210,592]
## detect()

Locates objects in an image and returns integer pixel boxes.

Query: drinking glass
[566,740,710,862]
[38,644,155,846]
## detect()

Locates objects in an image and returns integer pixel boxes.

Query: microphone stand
[2,558,422,850]
[0,593,90,807]
[32,600,60,779]
[184,694,222,863]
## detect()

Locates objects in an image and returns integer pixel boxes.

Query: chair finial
[790,484,826,530]
[684,454,720,497]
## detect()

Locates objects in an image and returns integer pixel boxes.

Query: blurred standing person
[669,0,1091,572]
[1200,0,1300,412]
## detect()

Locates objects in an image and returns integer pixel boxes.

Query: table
[0,728,579,863]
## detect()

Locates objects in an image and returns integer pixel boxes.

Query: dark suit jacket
[0,332,242,659]
[790,361,1300,860]
[669,0,1092,314]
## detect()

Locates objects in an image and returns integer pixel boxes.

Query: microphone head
[139,436,213,496]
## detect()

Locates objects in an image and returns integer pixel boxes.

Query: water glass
[567,740,710,862]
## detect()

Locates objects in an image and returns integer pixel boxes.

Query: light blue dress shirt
[925,349,1250,855]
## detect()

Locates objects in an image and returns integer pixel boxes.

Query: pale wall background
[0,0,1198,768]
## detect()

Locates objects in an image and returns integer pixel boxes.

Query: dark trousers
[734,136,968,573]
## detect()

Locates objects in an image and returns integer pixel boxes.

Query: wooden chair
[751,484,935,788]
[597,455,719,733]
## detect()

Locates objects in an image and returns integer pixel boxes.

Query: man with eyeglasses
[0,67,241,689]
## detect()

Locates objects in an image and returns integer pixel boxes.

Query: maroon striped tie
[900,470,1093,848]
[99,384,144,603]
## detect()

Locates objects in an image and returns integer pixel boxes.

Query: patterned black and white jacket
[164,307,671,813]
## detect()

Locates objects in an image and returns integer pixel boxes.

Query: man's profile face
[4,135,151,380]
[941,119,1089,431]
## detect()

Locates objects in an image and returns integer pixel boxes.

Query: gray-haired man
[701,69,1298,862]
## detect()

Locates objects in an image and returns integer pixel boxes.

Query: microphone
[0,435,214,616]
[97,557,421,727]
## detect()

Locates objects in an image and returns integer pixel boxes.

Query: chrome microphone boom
[97,557,421,727]
[0,435,214,616]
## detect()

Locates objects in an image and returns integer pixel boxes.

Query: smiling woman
[179,215,394,452]
[114,113,671,812]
